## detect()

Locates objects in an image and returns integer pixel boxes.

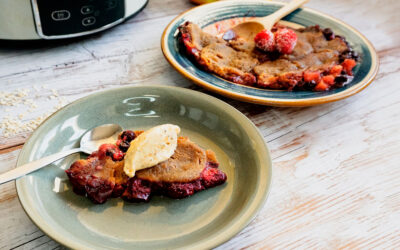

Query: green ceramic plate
[16,86,272,249]
[161,0,379,106]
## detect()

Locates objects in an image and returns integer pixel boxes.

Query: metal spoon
[223,0,309,41]
[0,124,123,184]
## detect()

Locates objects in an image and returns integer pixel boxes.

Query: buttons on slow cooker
[51,10,71,21]
[81,5,94,15]
[82,17,96,26]
[35,0,125,37]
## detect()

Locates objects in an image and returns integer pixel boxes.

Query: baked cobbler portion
[179,22,359,91]
[66,128,227,204]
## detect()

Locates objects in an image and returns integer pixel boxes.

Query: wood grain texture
[1,0,400,249]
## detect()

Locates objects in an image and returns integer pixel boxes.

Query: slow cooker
[0,0,148,40]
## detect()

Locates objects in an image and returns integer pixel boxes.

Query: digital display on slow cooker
[35,0,125,36]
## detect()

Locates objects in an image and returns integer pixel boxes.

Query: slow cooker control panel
[33,0,125,37]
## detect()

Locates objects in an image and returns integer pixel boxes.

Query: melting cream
[123,124,180,177]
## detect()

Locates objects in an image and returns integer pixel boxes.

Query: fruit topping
[322,28,335,40]
[322,75,335,85]
[330,65,343,76]
[275,28,298,54]
[303,70,321,83]
[333,75,349,88]
[254,29,275,52]
[98,144,124,161]
[315,80,330,91]
[120,130,136,142]
[342,59,357,75]
[117,130,137,152]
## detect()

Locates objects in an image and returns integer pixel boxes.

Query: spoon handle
[261,0,309,30]
[0,148,81,185]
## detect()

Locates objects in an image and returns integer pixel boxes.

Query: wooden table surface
[1,0,399,249]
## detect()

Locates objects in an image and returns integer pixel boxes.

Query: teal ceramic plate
[16,86,272,249]
[161,0,378,107]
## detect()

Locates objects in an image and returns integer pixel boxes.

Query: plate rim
[15,85,273,249]
[161,0,379,107]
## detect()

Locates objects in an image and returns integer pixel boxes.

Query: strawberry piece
[275,28,298,54]
[322,75,335,85]
[254,29,275,52]
[315,81,330,91]
[303,70,321,83]
[330,65,343,76]
[342,59,357,75]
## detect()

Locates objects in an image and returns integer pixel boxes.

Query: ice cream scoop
[124,124,181,177]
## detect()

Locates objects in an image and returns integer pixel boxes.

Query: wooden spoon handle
[261,0,309,30]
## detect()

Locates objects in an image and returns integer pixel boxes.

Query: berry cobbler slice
[179,22,359,91]
[66,128,227,204]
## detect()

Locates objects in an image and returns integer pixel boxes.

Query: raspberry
[254,29,275,52]
[275,28,297,54]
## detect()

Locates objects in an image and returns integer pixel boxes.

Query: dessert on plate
[179,21,359,91]
[66,124,227,204]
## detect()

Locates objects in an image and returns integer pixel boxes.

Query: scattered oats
[0,89,28,106]
[0,87,70,138]
[17,88,30,97]
[42,84,49,89]
[0,113,50,137]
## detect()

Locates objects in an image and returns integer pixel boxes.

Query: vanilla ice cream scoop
[123,124,181,177]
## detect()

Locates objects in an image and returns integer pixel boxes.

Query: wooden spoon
[223,0,309,41]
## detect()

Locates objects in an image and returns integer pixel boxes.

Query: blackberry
[118,141,130,152]
[334,75,348,88]
[322,28,335,40]
[339,49,359,63]
[120,130,136,142]
[305,80,317,90]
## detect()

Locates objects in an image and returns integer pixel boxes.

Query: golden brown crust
[205,149,217,163]
[136,137,210,182]
[199,43,258,85]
